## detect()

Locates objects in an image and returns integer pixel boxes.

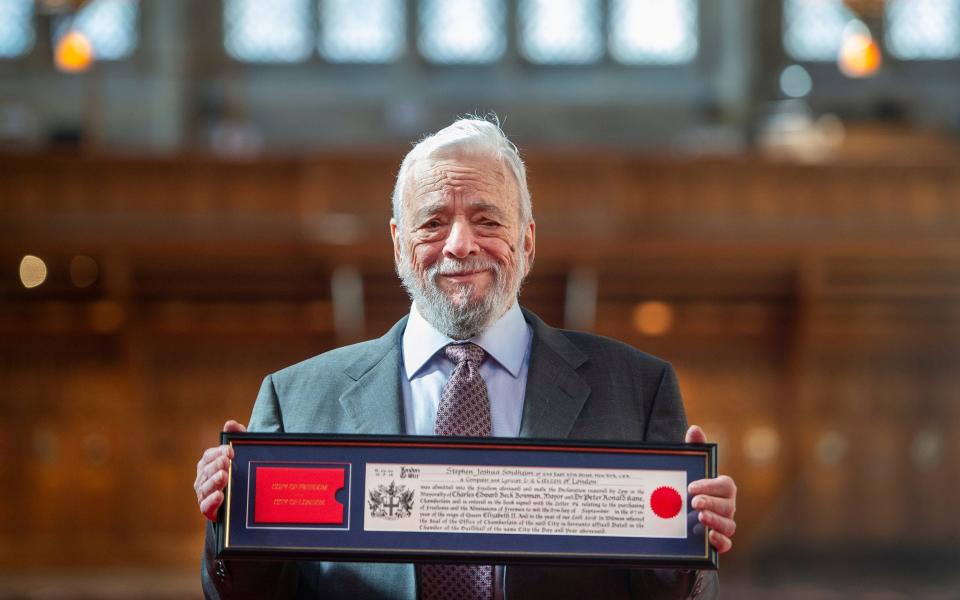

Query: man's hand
[194,420,247,521]
[686,424,737,553]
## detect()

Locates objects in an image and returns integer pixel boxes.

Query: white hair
[391,115,533,230]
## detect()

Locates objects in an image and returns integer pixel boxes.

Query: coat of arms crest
[368,480,414,519]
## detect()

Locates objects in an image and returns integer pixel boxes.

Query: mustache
[428,257,501,277]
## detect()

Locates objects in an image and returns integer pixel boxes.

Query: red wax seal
[650,486,682,519]
[254,467,345,524]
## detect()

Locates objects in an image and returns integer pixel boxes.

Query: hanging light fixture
[837,0,885,78]
[838,18,882,78]
[42,0,97,73]
[55,28,94,72]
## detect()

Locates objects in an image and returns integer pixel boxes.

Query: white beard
[398,251,524,340]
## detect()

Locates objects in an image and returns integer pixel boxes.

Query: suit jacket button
[215,559,228,581]
[691,572,702,596]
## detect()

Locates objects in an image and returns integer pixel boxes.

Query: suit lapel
[518,309,591,439]
[333,310,592,439]
[337,317,408,435]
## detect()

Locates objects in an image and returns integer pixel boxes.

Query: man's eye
[422,220,441,229]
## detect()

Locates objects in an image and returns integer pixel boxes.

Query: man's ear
[523,220,536,277]
[390,218,402,265]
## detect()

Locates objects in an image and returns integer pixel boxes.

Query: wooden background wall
[1,142,958,577]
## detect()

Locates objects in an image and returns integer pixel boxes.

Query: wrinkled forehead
[404,148,519,213]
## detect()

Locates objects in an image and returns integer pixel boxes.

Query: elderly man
[195,117,736,599]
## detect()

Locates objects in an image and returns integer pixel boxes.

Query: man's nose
[443,220,478,259]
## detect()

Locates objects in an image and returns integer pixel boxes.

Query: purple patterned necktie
[434,343,492,438]
[419,343,494,600]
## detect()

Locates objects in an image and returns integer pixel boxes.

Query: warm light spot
[19,255,48,288]
[69,255,99,288]
[838,23,881,78]
[55,30,94,73]
[632,301,673,336]
[89,300,125,333]
[743,426,780,466]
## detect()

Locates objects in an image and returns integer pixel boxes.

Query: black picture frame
[217,432,718,570]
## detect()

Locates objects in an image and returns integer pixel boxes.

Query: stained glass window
[0,0,34,58]
[418,0,506,64]
[886,0,960,60]
[53,0,139,60]
[609,0,698,64]
[519,0,603,64]
[783,0,853,61]
[320,0,405,63]
[224,0,312,62]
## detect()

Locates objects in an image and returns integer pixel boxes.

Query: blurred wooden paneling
[0,149,959,573]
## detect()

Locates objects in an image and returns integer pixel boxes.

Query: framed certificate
[217,433,718,570]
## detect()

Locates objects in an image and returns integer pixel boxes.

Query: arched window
[224,0,312,62]
[222,0,702,67]
[319,0,405,63]
[782,0,852,62]
[417,0,506,64]
[885,0,960,60]
[519,0,603,64]
[0,0,34,58]
[53,0,140,60]
[609,0,699,65]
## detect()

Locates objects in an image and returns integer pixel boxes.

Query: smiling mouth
[440,269,488,283]
[439,270,487,281]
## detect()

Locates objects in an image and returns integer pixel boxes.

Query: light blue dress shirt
[401,301,532,437]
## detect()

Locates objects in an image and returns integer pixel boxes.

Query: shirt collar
[402,300,528,380]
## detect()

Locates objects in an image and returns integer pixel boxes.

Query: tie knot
[444,343,486,367]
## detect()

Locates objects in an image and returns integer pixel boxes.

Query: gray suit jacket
[202,308,718,599]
